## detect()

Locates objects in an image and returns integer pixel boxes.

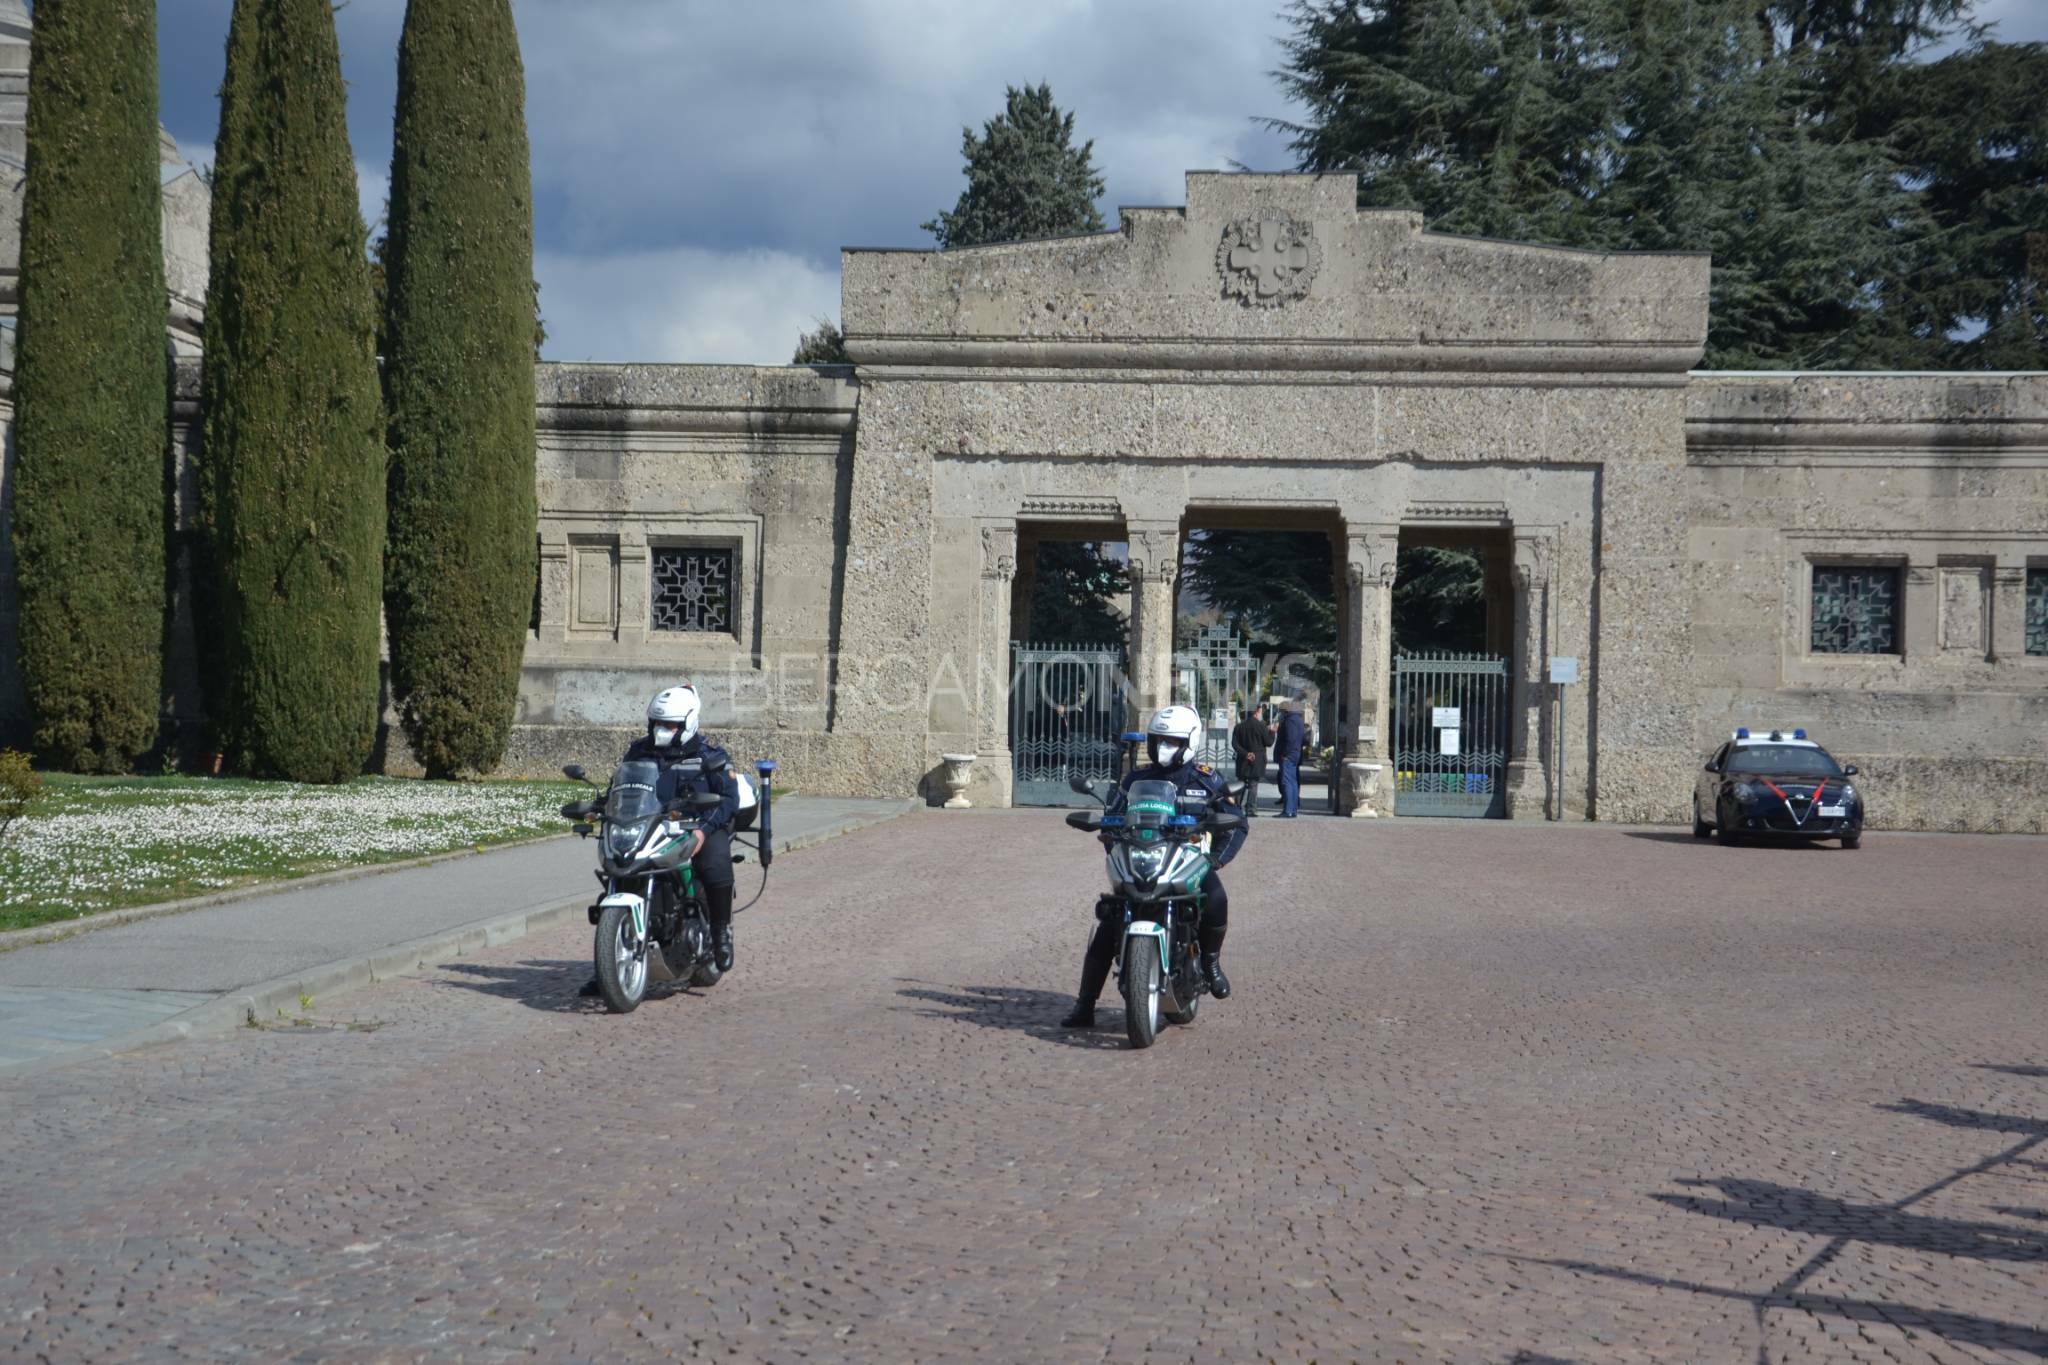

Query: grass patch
[0,773,581,935]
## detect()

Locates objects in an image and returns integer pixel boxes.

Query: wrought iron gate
[1009,642,1130,806]
[1392,652,1509,818]
[1177,624,1262,770]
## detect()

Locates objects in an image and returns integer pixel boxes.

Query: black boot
[1062,923,1118,1028]
[1202,953,1231,1000]
[706,882,735,972]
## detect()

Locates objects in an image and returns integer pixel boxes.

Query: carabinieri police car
[1693,728,1866,848]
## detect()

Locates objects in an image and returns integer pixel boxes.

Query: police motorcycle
[1064,751,1246,1050]
[558,756,776,1015]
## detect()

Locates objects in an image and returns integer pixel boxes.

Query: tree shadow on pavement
[894,981,1130,1051]
[433,958,712,1013]
[1974,1062,2048,1079]
[1651,1176,2048,1262]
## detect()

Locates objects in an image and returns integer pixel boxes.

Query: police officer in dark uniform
[581,684,740,996]
[1061,704,1248,1028]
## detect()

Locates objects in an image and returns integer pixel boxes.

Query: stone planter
[1343,760,1383,818]
[939,753,977,809]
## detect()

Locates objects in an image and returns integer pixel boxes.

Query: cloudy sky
[149,0,2047,367]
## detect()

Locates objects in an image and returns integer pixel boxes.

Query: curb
[0,830,572,957]
[1,801,913,1079]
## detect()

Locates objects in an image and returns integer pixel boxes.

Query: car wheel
[1714,801,1741,846]
[1692,797,1711,839]
[1841,833,1861,850]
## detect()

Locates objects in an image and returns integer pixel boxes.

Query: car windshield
[605,759,663,823]
[1122,779,1180,829]
[1725,745,1843,778]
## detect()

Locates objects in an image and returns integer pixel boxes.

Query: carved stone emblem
[1217,216,1319,306]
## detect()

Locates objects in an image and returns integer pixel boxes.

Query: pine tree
[1025,541,1130,645]
[383,0,537,778]
[923,84,1106,249]
[201,0,386,783]
[791,316,850,364]
[11,0,166,772]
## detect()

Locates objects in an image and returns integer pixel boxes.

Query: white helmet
[1145,704,1202,769]
[647,684,701,751]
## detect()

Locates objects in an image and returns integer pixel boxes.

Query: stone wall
[1682,372,2048,831]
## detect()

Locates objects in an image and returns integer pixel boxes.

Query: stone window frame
[2028,557,2048,659]
[535,512,762,662]
[1781,532,2047,686]
[1808,561,1905,657]
[637,514,761,658]
[650,542,739,637]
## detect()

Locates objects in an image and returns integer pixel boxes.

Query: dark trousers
[1074,872,1229,1005]
[1238,763,1264,816]
[693,829,734,931]
[1277,758,1301,816]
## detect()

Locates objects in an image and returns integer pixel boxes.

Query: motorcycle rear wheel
[1123,937,1161,1049]
[595,903,648,1014]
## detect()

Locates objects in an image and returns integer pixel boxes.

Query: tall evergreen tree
[11,0,166,772]
[923,83,1106,249]
[383,0,537,778]
[1025,541,1130,645]
[201,0,386,783]
[1271,0,2041,368]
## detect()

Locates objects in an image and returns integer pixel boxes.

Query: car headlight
[1837,784,1857,802]
[1733,782,1761,803]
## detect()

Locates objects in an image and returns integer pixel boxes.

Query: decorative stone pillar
[1504,533,1551,819]
[1991,563,2028,662]
[1339,528,1399,814]
[1125,522,1180,721]
[975,524,1017,806]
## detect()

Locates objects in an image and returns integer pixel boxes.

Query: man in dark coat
[1273,703,1306,818]
[1229,704,1272,817]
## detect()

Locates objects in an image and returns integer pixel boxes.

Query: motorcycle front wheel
[1164,949,1201,1026]
[595,903,649,1014]
[1123,936,1161,1049]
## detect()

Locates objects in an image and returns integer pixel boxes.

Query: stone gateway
[1,158,2043,828]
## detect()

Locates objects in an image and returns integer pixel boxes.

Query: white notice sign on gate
[1439,728,1461,757]
[1432,706,1460,729]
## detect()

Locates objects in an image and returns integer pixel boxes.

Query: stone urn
[1343,760,1383,818]
[939,753,978,809]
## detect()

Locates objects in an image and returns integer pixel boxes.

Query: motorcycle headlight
[1126,845,1168,882]
[607,818,649,861]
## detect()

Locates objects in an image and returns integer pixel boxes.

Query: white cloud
[355,161,390,239]
[535,245,840,365]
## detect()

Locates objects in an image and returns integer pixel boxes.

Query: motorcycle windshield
[1124,780,1180,830]
[605,760,663,824]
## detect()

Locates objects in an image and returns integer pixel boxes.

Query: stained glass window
[2028,568,2048,656]
[1810,565,1900,655]
[651,546,733,633]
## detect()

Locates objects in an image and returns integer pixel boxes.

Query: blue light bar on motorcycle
[755,759,777,774]
[1120,731,1144,743]
[1100,814,1126,828]
[1169,814,1198,827]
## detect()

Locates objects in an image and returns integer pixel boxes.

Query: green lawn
[0,773,582,935]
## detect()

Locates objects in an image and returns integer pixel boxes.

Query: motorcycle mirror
[571,822,594,838]
[563,763,588,783]
[559,800,588,820]
[1068,773,1095,796]
[1224,781,1247,803]
[1209,811,1245,832]
[690,793,724,810]
[1064,810,1101,832]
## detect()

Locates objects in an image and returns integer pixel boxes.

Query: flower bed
[0,775,580,935]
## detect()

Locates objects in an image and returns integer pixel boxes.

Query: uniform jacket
[1119,759,1248,868]
[622,734,740,834]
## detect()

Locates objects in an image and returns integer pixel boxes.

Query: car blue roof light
[1793,728,1806,740]
[1736,727,1750,739]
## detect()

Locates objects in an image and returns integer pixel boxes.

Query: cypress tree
[11,0,166,771]
[922,84,1106,249]
[201,0,386,783]
[383,0,538,778]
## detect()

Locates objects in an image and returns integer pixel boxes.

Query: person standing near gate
[1273,701,1306,818]
[1231,704,1272,817]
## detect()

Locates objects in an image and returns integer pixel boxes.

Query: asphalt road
[2,813,2043,1362]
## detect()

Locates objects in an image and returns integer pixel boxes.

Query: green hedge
[199,0,386,783]
[11,0,166,772]
[383,0,538,777]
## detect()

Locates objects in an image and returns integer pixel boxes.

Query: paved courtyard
[1,812,2043,1363]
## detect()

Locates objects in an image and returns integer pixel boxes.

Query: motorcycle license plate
[1818,805,1845,817]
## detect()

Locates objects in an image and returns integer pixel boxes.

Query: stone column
[1504,532,1551,819]
[1991,562,2028,662]
[1340,528,1399,814]
[1903,562,1938,661]
[975,523,1017,806]
[1125,521,1180,721]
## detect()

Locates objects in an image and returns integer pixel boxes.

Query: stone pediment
[842,172,1707,375]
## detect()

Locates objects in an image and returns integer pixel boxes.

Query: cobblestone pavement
[2,814,2043,1363]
